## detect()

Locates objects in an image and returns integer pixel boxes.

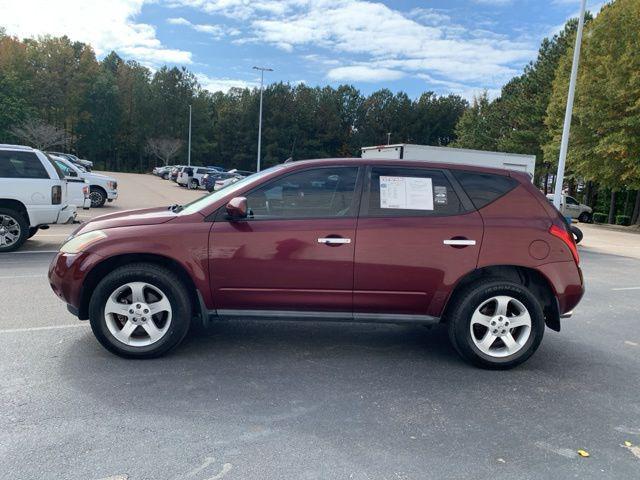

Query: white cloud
[327,66,405,82]
[472,0,512,5]
[196,73,257,92]
[240,1,535,85]
[166,16,236,39]
[165,0,304,20]
[0,0,192,65]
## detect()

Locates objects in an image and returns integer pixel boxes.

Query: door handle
[443,239,476,246]
[318,237,351,245]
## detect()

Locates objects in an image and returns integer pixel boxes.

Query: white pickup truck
[0,144,80,252]
[546,194,593,222]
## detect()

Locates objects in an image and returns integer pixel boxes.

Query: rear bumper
[56,205,78,224]
[537,261,584,330]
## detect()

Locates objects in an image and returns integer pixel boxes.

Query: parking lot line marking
[0,274,47,279]
[0,250,59,255]
[0,324,89,334]
[612,286,640,291]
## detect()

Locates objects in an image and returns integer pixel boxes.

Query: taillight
[549,224,579,264]
[52,185,62,205]
[83,186,89,197]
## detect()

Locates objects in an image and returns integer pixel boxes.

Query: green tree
[544,0,640,223]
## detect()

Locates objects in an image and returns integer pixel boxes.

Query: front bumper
[107,190,118,201]
[48,251,102,318]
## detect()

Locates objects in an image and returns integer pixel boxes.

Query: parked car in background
[49,154,118,208]
[1,144,78,251]
[49,158,583,369]
[177,166,218,189]
[212,169,254,191]
[153,165,175,179]
[546,194,592,223]
[169,166,185,182]
[49,152,93,172]
[202,171,226,192]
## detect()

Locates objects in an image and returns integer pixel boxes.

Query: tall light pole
[553,0,586,210]
[253,66,273,172]
[187,104,192,167]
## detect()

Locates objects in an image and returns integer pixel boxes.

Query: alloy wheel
[0,214,21,248]
[104,282,172,347]
[469,295,532,358]
[90,191,104,207]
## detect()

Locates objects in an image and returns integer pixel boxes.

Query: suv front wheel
[447,279,545,369]
[89,263,192,358]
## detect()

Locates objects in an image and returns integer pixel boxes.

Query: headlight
[60,230,107,254]
[107,181,117,190]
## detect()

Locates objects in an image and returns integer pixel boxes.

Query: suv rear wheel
[88,263,192,358]
[447,279,545,369]
[0,208,28,252]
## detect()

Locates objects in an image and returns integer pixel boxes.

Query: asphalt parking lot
[1,173,639,479]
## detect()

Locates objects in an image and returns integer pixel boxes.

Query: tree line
[0,28,466,173]
[1,0,638,225]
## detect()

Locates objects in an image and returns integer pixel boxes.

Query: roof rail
[0,144,35,151]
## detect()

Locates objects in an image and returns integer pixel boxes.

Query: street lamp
[553,0,586,210]
[253,66,273,172]
[187,104,192,167]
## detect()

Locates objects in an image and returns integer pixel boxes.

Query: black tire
[578,212,592,223]
[28,227,39,239]
[88,263,192,358]
[0,208,29,252]
[162,173,169,180]
[447,278,545,369]
[570,225,583,244]
[89,186,107,208]
[188,179,198,190]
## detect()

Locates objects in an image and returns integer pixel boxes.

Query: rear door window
[452,170,518,209]
[0,151,50,179]
[365,166,464,217]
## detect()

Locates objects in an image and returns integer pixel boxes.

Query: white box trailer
[361,144,536,178]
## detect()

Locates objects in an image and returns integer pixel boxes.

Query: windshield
[178,165,285,216]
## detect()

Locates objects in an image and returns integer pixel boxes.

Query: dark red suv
[49,159,583,368]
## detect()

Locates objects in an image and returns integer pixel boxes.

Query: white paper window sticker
[379,176,434,210]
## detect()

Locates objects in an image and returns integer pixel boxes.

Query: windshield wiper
[168,203,183,213]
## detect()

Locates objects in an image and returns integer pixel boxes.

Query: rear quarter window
[452,170,518,209]
[0,151,50,179]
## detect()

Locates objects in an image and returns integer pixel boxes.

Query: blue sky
[2,0,603,99]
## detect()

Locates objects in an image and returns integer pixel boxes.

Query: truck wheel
[188,179,198,190]
[28,227,39,239]
[0,209,29,252]
[447,278,545,369]
[578,212,592,223]
[89,186,107,208]
[88,263,192,358]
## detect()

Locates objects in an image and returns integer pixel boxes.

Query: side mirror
[226,196,248,220]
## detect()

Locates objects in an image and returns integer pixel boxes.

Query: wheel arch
[78,253,200,320]
[442,265,560,331]
[0,199,30,225]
